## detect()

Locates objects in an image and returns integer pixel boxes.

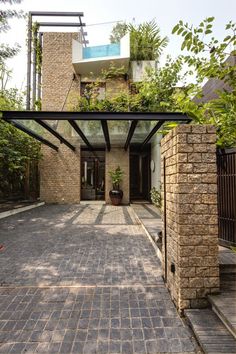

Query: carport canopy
[1,111,191,152]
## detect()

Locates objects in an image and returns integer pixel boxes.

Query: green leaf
[207,17,215,22]
[223,35,231,42]
[172,24,179,34]
[177,27,184,35]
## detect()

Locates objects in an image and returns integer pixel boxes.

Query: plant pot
[109,189,123,206]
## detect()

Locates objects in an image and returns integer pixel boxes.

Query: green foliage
[0,0,24,63]
[110,20,168,61]
[0,60,41,197]
[172,17,236,148]
[172,17,236,86]
[101,63,126,79]
[75,57,184,115]
[32,21,42,74]
[0,117,41,196]
[129,20,168,61]
[109,166,124,190]
[150,187,162,209]
[110,22,128,43]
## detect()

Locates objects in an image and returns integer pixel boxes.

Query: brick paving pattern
[0,205,198,353]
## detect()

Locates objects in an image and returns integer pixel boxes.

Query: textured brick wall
[105,78,128,98]
[161,124,219,310]
[40,143,81,203]
[42,32,80,111]
[105,147,129,205]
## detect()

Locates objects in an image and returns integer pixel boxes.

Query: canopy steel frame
[3,119,58,151]
[101,120,111,151]
[1,111,191,152]
[26,11,87,110]
[1,111,191,122]
[124,120,138,151]
[35,120,75,151]
[68,120,94,151]
[38,22,86,27]
[140,121,165,150]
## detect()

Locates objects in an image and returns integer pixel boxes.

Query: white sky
[3,0,236,90]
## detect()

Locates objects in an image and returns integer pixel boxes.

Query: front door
[81,151,105,200]
[130,146,151,201]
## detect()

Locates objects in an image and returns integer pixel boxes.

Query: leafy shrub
[150,187,162,209]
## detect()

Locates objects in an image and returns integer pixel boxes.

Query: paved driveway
[0,204,198,353]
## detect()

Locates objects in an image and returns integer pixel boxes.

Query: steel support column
[124,120,138,151]
[101,120,111,151]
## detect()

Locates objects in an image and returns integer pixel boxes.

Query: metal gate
[217,149,236,247]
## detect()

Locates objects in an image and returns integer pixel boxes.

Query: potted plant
[109,166,124,205]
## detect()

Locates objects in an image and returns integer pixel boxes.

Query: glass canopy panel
[107,120,130,145]
[131,120,158,144]
[75,120,105,146]
[14,119,60,144]
[43,119,85,145]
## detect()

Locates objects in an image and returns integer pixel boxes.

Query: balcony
[72,34,130,76]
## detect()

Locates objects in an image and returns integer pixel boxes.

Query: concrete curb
[131,207,163,264]
[0,202,45,220]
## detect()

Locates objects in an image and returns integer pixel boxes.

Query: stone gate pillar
[161,124,219,311]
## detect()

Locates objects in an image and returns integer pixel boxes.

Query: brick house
[31,28,234,206]
[40,31,162,204]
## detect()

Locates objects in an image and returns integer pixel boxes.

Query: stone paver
[0,204,198,353]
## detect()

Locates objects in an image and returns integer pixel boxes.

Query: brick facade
[41,32,130,204]
[40,142,81,204]
[105,147,130,205]
[161,124,219,310]
[42,32,80,111]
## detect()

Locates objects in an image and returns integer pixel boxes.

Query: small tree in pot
[109,166,124,205]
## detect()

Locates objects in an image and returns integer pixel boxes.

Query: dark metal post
[37,33,43,106]
[32,27,37,110]
[26,13,32,110]
[163,156,167,283]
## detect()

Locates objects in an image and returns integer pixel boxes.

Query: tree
[172,17,236,147]
[110,22,128,43]
[0,0,41,199]
[0,0,24,63]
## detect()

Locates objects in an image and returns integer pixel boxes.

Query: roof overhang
[1,111,191,152]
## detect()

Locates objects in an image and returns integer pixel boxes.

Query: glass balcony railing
[83,43,120,59]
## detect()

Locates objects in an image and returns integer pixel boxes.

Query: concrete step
[220,273,236,292]
[220,263,236,274]
[185,309,236,354]
[208,292,236,339]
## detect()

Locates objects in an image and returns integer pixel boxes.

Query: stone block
[176,125,192,133]
[187,135,202,144]
[191,125,207,134]
[189,277,204,288]
[202,134,217,144]
[176,144,194,153]
[188,153,202,163]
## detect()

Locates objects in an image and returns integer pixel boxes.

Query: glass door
[81,151,105,200]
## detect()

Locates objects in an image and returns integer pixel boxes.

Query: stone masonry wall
[42,32,80,111]
[105,78,129,98]
[161,124,219,310]
[40,143,81,203]
[105,147,129,205]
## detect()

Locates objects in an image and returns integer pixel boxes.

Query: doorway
[130,145,151,201]
[81,150,105,200]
